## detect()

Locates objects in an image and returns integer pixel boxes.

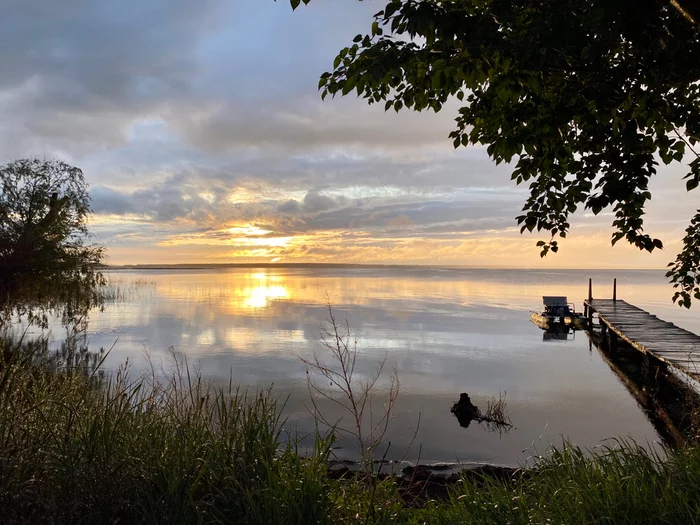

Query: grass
[413,441,700,525]
[3,335,700,524]
[0,335,334,525]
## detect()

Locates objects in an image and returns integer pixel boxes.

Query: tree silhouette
[0,159,105,328]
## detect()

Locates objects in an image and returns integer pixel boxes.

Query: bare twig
[479,392,514,434]
[673,126,699,157]
[299,302,401,472]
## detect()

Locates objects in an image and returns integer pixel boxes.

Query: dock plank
[584,299,700,379]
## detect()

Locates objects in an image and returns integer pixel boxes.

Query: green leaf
[385,2,399,18]
[300,0,700,305]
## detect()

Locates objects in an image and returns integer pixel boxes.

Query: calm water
[68,267,700,466]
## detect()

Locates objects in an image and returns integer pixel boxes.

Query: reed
[4,333,700,524]
[410,440,700,525]
[0,335,334,525]
[96,274,157,304]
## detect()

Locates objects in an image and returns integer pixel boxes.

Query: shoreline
[104,263,667,272]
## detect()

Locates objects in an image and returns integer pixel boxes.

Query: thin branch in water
[298,302,405,472]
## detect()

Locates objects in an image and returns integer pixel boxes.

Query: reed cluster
[411,441,700,525]
[0,335,333,525]
[3,334,700,524]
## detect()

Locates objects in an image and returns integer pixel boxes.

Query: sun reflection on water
[239,272,289,308]
[242,285,288,308]
[118,268,700,335]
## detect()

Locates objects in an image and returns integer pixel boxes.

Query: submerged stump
[451,393,481,428]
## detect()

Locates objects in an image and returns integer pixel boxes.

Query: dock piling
[587,278,593,324]
[613,278,617,302]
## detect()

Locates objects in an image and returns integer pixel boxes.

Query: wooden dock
[584,294,700,380]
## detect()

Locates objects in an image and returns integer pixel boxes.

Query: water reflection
[80,267,694,465]
[590,330,700,448]
[242,285,288,309]
[541,325,578,342]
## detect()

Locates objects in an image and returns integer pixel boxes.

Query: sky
[1,0,698,268]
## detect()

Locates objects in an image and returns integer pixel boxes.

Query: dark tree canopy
[0,159,105,327]
[290,0,700,306]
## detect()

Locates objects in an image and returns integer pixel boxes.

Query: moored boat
[530,311,552,330]
[530,296,588,331]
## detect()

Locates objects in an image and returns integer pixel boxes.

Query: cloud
[2,0,697,267]
[0,0,232,159]
[167,96,461,155]
[91,185,137,215]
[302,190,337,213]
[278,199,302,215]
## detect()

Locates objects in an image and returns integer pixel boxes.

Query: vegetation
[300,304,402,472]
[413,442,700,525]
[99,274,157,303]
[4,334,700,524]
[288,0,700,306]
[0,335,334,525]
[0,158,105,328]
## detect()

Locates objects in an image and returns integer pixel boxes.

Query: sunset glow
[3,1,696,269]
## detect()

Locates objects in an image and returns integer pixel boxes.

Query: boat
[530,296,588,331]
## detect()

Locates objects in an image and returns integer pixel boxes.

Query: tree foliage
[291,0,700,306]
[0,159,105,327]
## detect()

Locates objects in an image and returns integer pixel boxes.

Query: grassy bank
[3,337,700,524]
[0,336,333,524]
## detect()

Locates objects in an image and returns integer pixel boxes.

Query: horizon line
[105,262,668,271]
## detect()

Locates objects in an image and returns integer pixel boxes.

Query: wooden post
[587,278,593,325]
[613,278,617,302]
[600,322,608,349]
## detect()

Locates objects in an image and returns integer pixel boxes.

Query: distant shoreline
[104,263,665,271]
[106,262,454,271]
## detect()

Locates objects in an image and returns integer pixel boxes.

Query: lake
[71,266,700,466]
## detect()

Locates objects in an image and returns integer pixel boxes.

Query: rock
[401,463,456,481]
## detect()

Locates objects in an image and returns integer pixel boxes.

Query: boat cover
[543,296,568,307]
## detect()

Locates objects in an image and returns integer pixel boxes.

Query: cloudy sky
[1,0,697,267]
